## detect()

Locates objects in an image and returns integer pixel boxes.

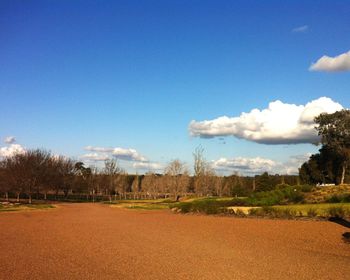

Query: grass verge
[109,199,175,210]
[0,203,55,212]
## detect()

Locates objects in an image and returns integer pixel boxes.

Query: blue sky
[1,1,349,175]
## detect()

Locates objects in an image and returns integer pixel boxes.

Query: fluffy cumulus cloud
[292,25,308,33]
[309,50,350,72]
[211,154,311,175]
[132,162,164,171]
[4,136,16,144]
[84,146,147,162]
[0,144,26,158]
[189,97,343,144]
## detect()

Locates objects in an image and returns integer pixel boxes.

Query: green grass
[272,203,350,217]
[110,198,177,210]
[108,195,350,219]
[125,204,169,210]
[0,203,55,212]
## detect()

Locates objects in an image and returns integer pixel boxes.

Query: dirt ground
[0,203,349,280]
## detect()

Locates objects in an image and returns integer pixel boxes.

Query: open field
[0,203,349,280]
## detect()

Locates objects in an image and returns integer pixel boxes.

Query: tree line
[1,110,349,203]
[0,148,299,203]
[299,110,350,185]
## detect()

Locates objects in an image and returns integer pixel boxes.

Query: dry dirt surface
[0,203,349,280]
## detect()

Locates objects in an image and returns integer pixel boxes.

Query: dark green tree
[255,172,273,192]
[315,110,350,185]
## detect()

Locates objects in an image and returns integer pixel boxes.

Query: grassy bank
[170,198,350,219]
[0,203,55,212]
[109,199,174,210]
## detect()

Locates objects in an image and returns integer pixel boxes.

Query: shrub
[327,206,347,218]
[248,186,304,206]
[281,208,297,219]
[173,199,229,215]
[275,184,291,190]
[306,207,318,217]
[247,206,299,219]
[326,194,350,203]
[299,184,314,193]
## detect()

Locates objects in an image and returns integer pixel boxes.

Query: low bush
[172,199,225,214]
[299,184,314,193]
[247,206,297,219]
[327,206,347,218]
[306,207,318,217]
[326,194,350,203]
[248,186,304,206]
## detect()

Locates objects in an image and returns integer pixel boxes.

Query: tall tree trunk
[5,192,9,201]
[340,163,346,185]
[16,193,20,202]
[28,194,32,204]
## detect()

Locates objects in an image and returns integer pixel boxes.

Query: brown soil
[0,203,349,280]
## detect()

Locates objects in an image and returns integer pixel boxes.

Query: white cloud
[84,146,147,162]
[189,97,343,144]
[211,154,311,175]
[309,50,350,72]
[0,144,26,158]
[211,157,277,175]
[132,162,164,171]
[4,136,16,144]
[278,153,312,175]
[80,153,110,162]
[292,25,308,33]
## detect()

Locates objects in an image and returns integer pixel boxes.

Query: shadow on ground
[328,217,350,243]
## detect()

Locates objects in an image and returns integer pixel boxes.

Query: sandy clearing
[0,203,349,280]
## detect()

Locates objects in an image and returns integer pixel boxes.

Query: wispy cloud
[189,97,343,144]
[132,162,164,171]
[80,152,110,162]
[309,50,350,72]
[4,136,16,144]
[292,25,309,33]
[210,154,311,175]
[84,146,147,162]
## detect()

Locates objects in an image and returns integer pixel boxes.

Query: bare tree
[214,176,224,197]
[142,172,161,199]
[103,159,122,203]
[131,175,140,199]
[2,150,56,203]
[165,159,189,201]
[0,161,10,201]
[193,146,209,196]
[115,172,129,199]
[193,146,206,177]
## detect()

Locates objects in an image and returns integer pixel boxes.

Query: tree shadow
[328,217,350,228]
[328,217,350,243]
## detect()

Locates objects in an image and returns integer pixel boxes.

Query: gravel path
[0,203,349,280]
